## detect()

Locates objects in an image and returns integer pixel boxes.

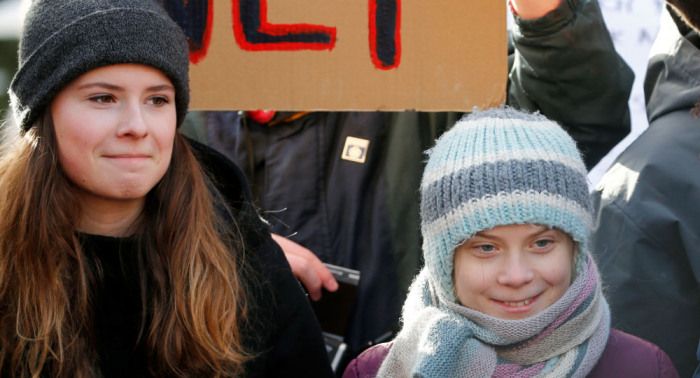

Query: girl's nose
[496,253,535,287]
[116,102,149,138]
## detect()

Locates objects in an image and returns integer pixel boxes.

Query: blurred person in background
[590,0,700,376]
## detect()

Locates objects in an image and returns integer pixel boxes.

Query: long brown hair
[0,112,252,377]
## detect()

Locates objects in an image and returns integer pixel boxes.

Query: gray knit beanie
[9,0,190,133]
[420,108,593,301]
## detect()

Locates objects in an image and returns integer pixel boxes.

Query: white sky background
[0,0,23,39]
[2,0,664,190]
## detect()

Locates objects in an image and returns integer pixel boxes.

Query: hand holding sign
[510,0,563,19]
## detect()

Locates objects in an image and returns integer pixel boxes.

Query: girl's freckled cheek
[479,260,487,286]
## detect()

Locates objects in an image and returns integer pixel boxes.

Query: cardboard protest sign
[163,0,506,111]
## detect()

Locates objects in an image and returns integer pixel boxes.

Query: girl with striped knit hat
[343,108,678,377]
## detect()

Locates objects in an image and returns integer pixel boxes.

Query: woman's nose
[496,253,535,287]
[117,102,149,138]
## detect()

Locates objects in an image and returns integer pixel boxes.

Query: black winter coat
[81,139,334,378]
[591,7,700,378]
[190,138,335,377]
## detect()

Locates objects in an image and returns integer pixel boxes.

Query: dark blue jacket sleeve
[507,0,634,169]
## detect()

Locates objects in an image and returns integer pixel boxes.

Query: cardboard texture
[172,0,506,111]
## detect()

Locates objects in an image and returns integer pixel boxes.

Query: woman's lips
[105,154,149,158]
[491,293,543,312]
[103,154,151,166]
[502,298,533,307]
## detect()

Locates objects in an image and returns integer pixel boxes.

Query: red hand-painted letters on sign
[163,0,400,69]
[231,0,337,51]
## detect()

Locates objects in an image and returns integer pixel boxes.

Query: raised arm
[507,0,634,169]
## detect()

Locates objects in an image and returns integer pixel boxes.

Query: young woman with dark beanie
[0,1,333,377]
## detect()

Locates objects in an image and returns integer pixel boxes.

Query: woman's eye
[90,95,115,104]
[148,96,169,106]
[534,240,552,248]
[478,245,495,252]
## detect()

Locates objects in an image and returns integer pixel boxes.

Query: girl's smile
[453,224,574,320]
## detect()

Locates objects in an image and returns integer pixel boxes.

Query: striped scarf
[377,252,610,378]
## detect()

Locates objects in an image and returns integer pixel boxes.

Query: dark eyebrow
[74,83,175,92]
[76,82,123,91]
[146,84,175,92]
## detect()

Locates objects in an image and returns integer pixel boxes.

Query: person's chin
[101,178,156,201]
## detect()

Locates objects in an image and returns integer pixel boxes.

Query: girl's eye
[90,95,115,104]
[534,239,552,248]
[478,245,495,253]
[148,96,169,106]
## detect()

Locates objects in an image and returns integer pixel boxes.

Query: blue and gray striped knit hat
[420,108,592,301]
